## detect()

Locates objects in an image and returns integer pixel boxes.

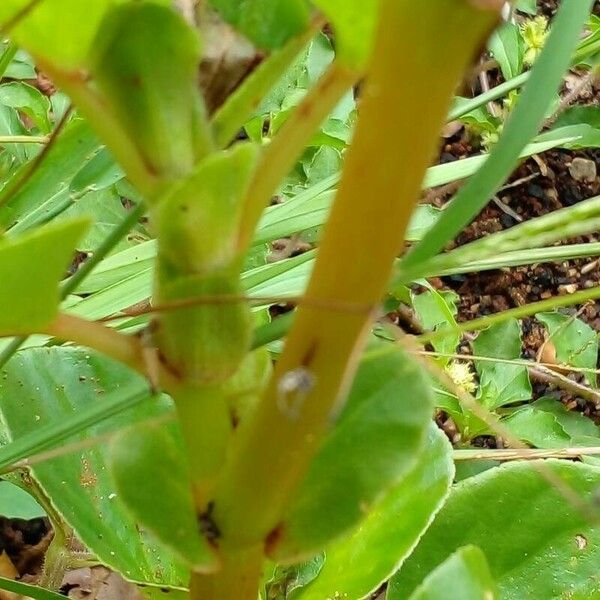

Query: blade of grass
[0,577,65,600]
[402,0,594,269]
[398,194,600,282]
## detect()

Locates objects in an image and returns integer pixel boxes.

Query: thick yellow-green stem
[189,544,264,599]
[173,384,233,509]
[213,0,502,547]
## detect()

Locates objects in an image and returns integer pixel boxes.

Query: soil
[416,0,600,443]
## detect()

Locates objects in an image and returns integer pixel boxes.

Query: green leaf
[312,0,378,68]
[69,147,125,197]
[90,2,212,181]
[0,82,51,133]
[472,319,532,410]
[408,546,497,600]
[0,578,64,600]
[0,119,102,231]
[503,406,571,448]
[537,312,598,386]
[0,0,119,70]
[0,347,188,588]
[0,218,88,333]
[264,554,325,599]
[0,481,45,519]
[532,397,600,439]
[388,460,600,600]
[270,344,434,561]
[59,188,145,253]
[110,421,217,571]
[294,424,453,600]
[489,23,524,80]
[208,0,310,50]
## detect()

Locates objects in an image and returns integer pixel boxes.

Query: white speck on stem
[277,368,316,421]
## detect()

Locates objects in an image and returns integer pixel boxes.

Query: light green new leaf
[270,344,434,561]
[0,218,88,333]
[0,347,188,589]
[389,460,600,600]
[294,425,453,600]
[90,2,212,182]
[312,0,378,68]
[110,421,217,572]
[208,0,310,50]
[407,546,497,600]
[537,312,598,386]
[0,0,120,70]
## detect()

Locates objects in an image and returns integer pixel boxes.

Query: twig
[454,446,600,461]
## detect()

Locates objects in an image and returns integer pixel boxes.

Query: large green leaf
[90,2,212,181]
[208,0,310,50]
[270,344,434,561]
[389,460,600,599]
[294,424,453,600]
[0,0,120,70]
[0,218,88,333]
[407,546,497,600]
[110,421,217,572]
[0,347,188,589]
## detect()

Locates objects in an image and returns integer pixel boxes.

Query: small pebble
[569,157,597,183]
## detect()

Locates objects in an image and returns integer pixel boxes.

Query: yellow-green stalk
[213,0,502,548]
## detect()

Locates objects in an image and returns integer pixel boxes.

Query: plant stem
[173,384,232,509]
[0,135,48,144]
[236,61,357,252]
[214,0,502,548]
[48,313,149,375]
[189,544,263,600]
[454,446,600,461]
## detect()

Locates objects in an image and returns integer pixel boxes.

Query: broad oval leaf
[389,460,600,600]
[408,546,497,600]
[0,218,88,333]
[0,347,188,590]
[294,424,453,600]
[270,344,434,561]
[110,421,217,572]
